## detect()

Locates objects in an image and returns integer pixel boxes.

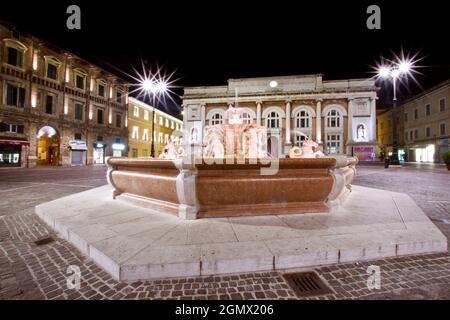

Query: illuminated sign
[112,143,125,151]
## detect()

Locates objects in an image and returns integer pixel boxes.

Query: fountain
[107,105,357,219]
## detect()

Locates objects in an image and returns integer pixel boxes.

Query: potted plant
[442,151,450,170]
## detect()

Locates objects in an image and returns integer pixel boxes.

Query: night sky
[1,1,449,116]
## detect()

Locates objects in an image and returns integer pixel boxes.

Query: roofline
[183,75,375,91]
[128,97,182,123]
[398,79,450,106]
[0,20,128,85]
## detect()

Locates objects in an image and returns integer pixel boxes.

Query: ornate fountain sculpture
[202,105,268,160]
[107,103,358,219]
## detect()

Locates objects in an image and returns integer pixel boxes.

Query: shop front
[93,142,106,164]
[0,139,29,167]
[68,140,87,166]
[406,144,436,163]
[112,142,126,157]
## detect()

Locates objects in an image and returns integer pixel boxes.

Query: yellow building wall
[127,102,182,158]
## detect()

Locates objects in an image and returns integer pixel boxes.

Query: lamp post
[378,60,412,166]
[141,78,168,158]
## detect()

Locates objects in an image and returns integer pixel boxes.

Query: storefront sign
[112,143,125,151]
[68,140,87,150]
[353,146,375,161]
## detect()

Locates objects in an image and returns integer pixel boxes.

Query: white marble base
[35,185,448,281]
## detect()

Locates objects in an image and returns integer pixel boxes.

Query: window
[211,113,223,125]
[414,129,419,140]
[159,117,163,125]
[143,129,149,141]
[97,136,103,141]
[294,134,307,147]
[115,114,121,128]
[414,109,418,120]
[5,83,25,108]
[132,126,139,139]
[45,95,56,114]
[164,134,169,144]
[144,110,149,120]
[97,109,104,124]
[426,127,431,138]
[116,91,122,103]
[171,121,175,129]
[98,83,105,97]
[404,112,408,123]
[295,110,310,128]
[7,47,22,67]
[74,103,83,120]
[132,148,138,158]
[1,123,24,134]
[75,74,85,90]
[158,132,163,143]
[440,98,446,112]
[326,109,341,128]
[326,134,341,154]
[426,104,431,116]
[410,131,413,141]
[266,111,280,129]
[133,106,139,117]
[74,133,82,140]
[242,112,252,124]
[176,123,179,131]
[46,63,58,80]
[440,123,446,135]
[405,132,408,141]
[165,119,169,128]
[380,122,383,130]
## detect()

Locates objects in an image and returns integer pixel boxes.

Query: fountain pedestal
[106,156,357,220]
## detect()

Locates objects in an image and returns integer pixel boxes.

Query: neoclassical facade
[181,74,378,159]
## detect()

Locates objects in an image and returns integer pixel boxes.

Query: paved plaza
[1,164,450,299]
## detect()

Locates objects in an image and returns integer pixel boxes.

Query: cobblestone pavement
[0,164,449,300]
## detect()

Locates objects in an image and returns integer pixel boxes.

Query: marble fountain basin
[106,156,357,220]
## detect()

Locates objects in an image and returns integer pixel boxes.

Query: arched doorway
[37,126,60,166]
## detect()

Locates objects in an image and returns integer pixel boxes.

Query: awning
[0,139,30,146]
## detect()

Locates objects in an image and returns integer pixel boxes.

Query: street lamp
[140,77,168,158]
[377,58,413,165]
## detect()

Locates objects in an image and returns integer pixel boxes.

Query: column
[285,100,291,144]
[370,97,377,142]
[182,105,188,145]
[347,98,354,143]
[200,103,206,128]
[200,103,206,143]
[316,99,322,144]
[256,101,262,125]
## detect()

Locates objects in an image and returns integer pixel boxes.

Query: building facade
[127,97,183,158]
[0,23,128,168]
[181,74,378,159]
[377,79,450,163]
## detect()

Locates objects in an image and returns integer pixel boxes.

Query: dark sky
[1,0,449,115]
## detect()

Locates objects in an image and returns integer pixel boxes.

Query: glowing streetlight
[378,66,390,78]
[140,76,169,158]
[376,55,415,166]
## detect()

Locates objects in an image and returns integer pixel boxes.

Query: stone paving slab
[35,185,448,281]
